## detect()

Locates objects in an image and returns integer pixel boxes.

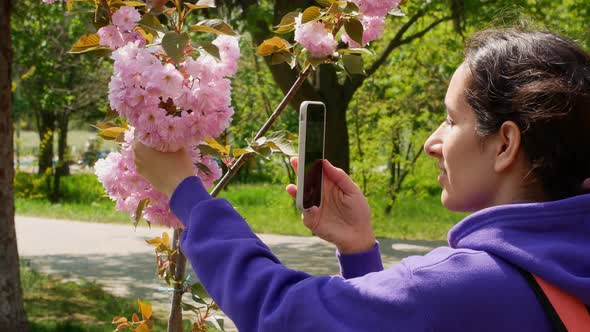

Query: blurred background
[7,0,589,330]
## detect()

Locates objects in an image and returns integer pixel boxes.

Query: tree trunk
[50,114,69,202]
[56,113,69,177]
[318,64,352,173]
[37,112,55,175]
[0,1,30,330]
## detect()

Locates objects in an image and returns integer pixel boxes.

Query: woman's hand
[133,141,195,197]
[286,158,375,254]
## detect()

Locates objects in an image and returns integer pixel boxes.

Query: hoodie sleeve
[171,177,428,332]
[337,241,384,279]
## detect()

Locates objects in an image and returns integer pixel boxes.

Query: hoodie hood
[448,193,590,304]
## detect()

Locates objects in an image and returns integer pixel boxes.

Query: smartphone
[296,101,326,210]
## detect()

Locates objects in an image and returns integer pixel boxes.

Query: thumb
[322,159,361,195]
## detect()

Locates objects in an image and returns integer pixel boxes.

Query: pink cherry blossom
[95,9,241,228]
[97,25,125,50]
[112,6,141,32]
[294,17,337,58]
[123,31,147,47]
[342,15,386,47]
[352,0,401,18]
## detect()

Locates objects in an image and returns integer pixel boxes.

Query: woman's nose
[424,127,443,158]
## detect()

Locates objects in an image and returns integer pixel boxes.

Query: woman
[134,28,590,331]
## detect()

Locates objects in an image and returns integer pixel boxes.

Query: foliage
[347,0,590,211]
[14,172,107,204]
[12,0,112,205]
[15,178,466,241]
[111,300,153,332]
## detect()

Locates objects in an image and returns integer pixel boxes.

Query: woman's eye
[444,117,454,126]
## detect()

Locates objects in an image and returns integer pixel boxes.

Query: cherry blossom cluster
[108,34,239,152]
[90,6,240,228]
[342,0,401,47]
[97,6,146,49]
[294,0,401,57]
[94,128,222,228]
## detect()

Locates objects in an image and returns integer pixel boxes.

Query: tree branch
[366,8,427,78]
[396,15,452,54]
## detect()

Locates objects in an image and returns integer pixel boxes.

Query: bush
[13,172,49,200]
[14,172,108,204]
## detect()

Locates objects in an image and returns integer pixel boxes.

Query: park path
[15,215,446,331]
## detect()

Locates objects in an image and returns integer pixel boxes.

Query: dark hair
[463,28,590,201]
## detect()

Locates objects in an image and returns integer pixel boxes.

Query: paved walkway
[16,216,446,331]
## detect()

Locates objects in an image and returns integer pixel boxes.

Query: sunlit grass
[21,262,167,332]
[15,173,467,240]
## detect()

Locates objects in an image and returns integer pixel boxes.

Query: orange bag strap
[532,274,590,332]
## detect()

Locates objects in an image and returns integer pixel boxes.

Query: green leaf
[344,17,364,46]
[197,144,224,158]
[20,66,36,81]
[301,6,322,24]
[315,0,332,7]
[185,0,216,10]
[343,1,360,14]
[255,146,273,158]
[162,32,189,63]
[69,33,110,54]
[342,54,365,75]
[134,198,150,226]
[191,282,210,301]
[271,51,296,68]
[121,1,146,7]
[338,47,374,55]
[203,138,230,155]
[265,131,298,156]
[232,147,254,157]
[204,317,223,331]
[389,8,406,16]
[137,14,167,33]
[306,56,326,69]
[190,19,237,36]
[273,11,299,34]
[256,37,291,56]
[180,301,201,312]
[194,41,221,60]
[97,126,126,141]
[195,162,212,175]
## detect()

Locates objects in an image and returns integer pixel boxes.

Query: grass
[218,183,467,240]
[16,199,134,225]
[21,261,167,332]
[15,170,466,240]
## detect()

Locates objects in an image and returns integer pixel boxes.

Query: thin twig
[209,65,312,198]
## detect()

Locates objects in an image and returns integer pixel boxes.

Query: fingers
[285,184,297,199]
[290,157,298,170]
[322,159,361,195]
[301,206,320,232]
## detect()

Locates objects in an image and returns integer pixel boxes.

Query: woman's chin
[440,191,466,212]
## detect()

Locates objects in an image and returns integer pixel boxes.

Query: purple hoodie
[170,176,590,332]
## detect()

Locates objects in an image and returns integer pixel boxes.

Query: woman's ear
[494,121,522,173]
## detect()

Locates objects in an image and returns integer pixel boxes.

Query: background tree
[0,0,29,331]
[221,0,461,173]
[12,1,110,201]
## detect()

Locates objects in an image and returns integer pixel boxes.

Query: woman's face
[423,64,500,212]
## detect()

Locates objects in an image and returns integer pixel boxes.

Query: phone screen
[303,104,325,209]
